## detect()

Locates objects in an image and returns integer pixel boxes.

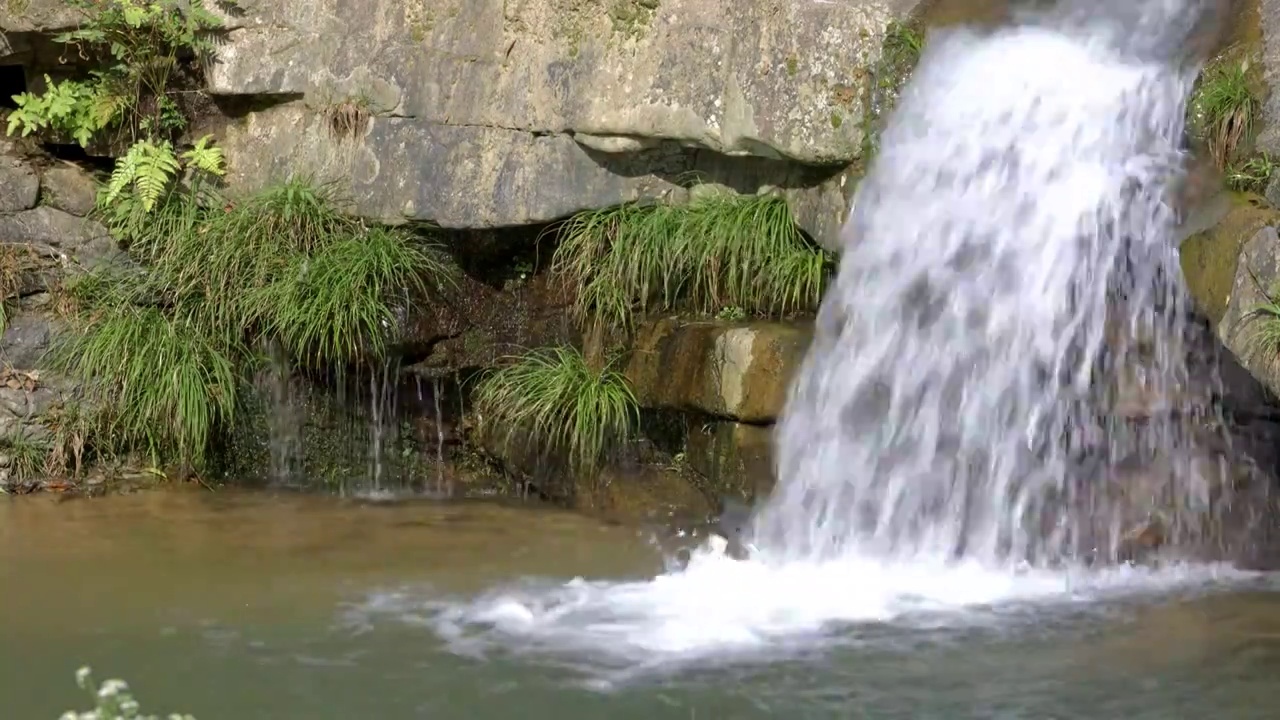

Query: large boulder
[625,318,811,424]
[207,0,922,243]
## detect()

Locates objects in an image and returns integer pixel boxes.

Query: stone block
[625,318,811,423]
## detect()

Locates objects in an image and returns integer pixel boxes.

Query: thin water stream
[2,491,1279,719]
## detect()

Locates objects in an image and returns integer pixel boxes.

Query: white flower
[98,678,129,698]
[75,667,93,690]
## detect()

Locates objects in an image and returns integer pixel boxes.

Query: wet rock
[0,154,39,214]
[625,318,811,424]
[1180,193,1279,325]
[39,164,99,217]
[685,420,775,500]
[1218,224,1280,398]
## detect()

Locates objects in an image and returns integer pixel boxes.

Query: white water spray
[360,0,1256,673]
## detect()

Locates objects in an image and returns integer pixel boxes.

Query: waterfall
[753,0,1228,568]
[388,0,1255,675]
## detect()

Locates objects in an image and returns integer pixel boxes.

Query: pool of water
[3,490,1280,719]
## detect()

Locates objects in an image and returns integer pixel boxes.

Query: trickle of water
[754,0,1228,568]
[432,377,448,497]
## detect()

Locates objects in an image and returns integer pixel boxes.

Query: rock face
[625,318,811,424]
[201,0,920,244]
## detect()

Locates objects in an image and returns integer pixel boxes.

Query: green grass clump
[252,226,446,367]
[52,177,450,472]
[551,192,831,332]
[1226,153,1277,194]
[473,346,638,474]
[1190,55,1260,167]
[0,432,50,484]
[48,302,241,472]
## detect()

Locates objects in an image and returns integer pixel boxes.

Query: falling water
[370,0,1255,674]
[752,0,1232,568]
[432,377,448,496]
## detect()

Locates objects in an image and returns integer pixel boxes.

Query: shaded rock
[0,154,39,213]
[1179,193,1279,325]
[0,206,119,268]
[685,420,775,501]
[625,318,811,424]
[0,313,54,368]
[39,163,99,217]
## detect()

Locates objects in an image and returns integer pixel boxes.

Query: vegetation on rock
[551,191,831,333]
[60,666,195,720]
[51,177,449,475]
[473,346,638,475]
[861,20,924,163]
[6,0,230,156]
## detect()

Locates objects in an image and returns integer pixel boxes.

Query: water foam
[374,1,1252,676]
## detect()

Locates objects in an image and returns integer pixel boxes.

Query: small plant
[473,346,638,474]
[716,305,746,321]
[325,96,372,139]
[1225,153,1277,194]
[551,190,831,332]
[861,20,924,161]
[1190,56,1259,167]
[60,666,195,720]
[0,242,38,335]
[7,0,232,148]
[608,0,660,40]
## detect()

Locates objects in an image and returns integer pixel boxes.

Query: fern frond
[181,135,226,176]
[133,140,181,212]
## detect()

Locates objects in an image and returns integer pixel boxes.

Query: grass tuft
[1190,55,1260,168]
[325,97,372,139]
[252,225,450,367]
[551,191,831,332]
[473,346,638,474]
[0,432,50,484]
[47,300,242,472]
[52,176,451,471]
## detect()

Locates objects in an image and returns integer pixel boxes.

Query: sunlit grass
[473,346,638,474]
[1190,56,1260,167]
[551,191,831,332]
[252,225,451,367]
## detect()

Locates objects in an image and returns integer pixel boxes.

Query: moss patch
[1180,193,1280,324]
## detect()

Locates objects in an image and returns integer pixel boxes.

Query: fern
[181,135,226,177]
[102,140,181,212]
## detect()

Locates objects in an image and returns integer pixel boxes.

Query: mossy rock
[1180,192,1280,324]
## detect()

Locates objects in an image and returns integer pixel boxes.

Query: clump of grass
[252,226,448,367]
[56,176,452,472]
[1190,56,1260,168]
[551,191,831,332]
[1226,153,1277,194]
[47,302,241,472]
[0,432,50,484]
[0,243,36,335]
[325,97,371,139]
[473,346,638,474]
